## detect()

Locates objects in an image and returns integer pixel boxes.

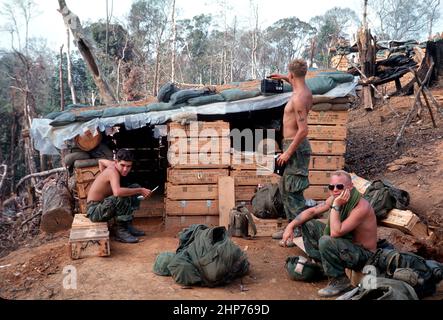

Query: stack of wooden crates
[305,99,349,201]
[74,162,101,214]
[165,121,230,229]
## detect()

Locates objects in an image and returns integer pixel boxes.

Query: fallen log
[40,176,73,233]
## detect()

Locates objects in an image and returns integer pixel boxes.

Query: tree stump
[41,175,74,233]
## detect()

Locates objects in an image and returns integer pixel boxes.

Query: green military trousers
[302,220,374,278]
[86,184,141,223]
[280,138,311,221]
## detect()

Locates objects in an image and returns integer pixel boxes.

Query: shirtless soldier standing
[282,170,377,297]
[86,149,152,243]
[270,59,313,242]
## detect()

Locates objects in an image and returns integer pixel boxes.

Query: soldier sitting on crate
[281,170,378,297]
[269,59,312,241]
[86,149,152,243]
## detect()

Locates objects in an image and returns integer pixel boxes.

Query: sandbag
[306,76,336,95]
[45,111,64,120]
[102,106,148,118]
[331,104,350,111]
[75,109,104,122]
[311,103,332,112]
[146,102,187,112]
[89,143,113,159]
[157,82,180,103]
[170,89,210,105]
[63,151,90,167]
[50,112,76,127]
[318,72,355,83]
[74,158,99,168]
[187,94,225,106]
[220,89,261,102]
[153,252,176,276]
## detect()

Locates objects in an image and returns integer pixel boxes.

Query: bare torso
[349,199,378,252]
[283,88,312,139]
[87,168,118,202]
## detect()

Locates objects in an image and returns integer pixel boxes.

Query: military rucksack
[251,184,284,219]
[153,252,176,276]
[363,180,410,220]
[228,205,257,239]
[285,256,325,282]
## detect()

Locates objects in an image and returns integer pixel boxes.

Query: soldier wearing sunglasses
[281,170,377,298]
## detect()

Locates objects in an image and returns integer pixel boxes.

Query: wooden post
[218,176,235,230]
[59,44,64,111]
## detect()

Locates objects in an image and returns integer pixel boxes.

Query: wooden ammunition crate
[307,125,347,140]
[164,215,220,230]
[133,194,165,218]
[309,155,345,170]
[166,183,218,200]
[308,111,349,125]
[78,198,88,215]
[168,153,230,169]
[165,199,219,216]
[168,137,231,154]
[231,170,281,186]
[251,216,288,237]
[235,186,257,202]
[69,214,110,260]
[380,209,430,239]
[168,121,230,138]
[75,165,100,200]
[304,185,330,200]
[310,140,347,155]
[167,168,229,185]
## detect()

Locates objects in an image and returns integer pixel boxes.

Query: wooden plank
[304,185,330,200]
[231,170,281,186]
[235,186,257,201]
[165,215,220,230]
[308,111,348,125]
[307,126,347,140]
[70,239,110,260]
[380,209,430,239]
[165,199,219,216]
[168,153,231,169]
[166,183,218,200]
[310,155,345,170]
[167,168,229,185]
[69,228,110,241]
[310,140,347,155]
[350,173,371,195]
[168,137,231,154]
[71,214,108,231]
[251,216,288,237]
[168,121,230,138]
[218,176,235,230]
[75,166,100,184]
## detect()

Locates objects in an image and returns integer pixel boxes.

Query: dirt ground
[1,82,443,300]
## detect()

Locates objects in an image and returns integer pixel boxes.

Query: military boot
[114,221,139,243]
[318,276,352,297]
[127,220,146,237]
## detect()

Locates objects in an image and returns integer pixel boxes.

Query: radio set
[261,78,284,95]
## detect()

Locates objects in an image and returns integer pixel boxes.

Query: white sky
[0,0,442,51]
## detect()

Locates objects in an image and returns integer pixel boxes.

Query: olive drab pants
[280,138,311,221]
[301,220,374,278]
[86,184,141,223]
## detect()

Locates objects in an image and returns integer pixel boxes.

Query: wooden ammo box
[69,214,110,260]
[74,165,100,214]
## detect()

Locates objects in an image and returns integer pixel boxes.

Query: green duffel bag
[153,252,176,276]
[285,256,325,282]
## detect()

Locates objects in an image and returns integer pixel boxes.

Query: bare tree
[170,0,177,82]
[66,29,77,104]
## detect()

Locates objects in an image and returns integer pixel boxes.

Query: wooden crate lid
[69,228,109,242]
[71,214,108,231]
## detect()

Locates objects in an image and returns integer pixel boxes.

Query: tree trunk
[58,0,117,105]
[41,175,73,234]
[170,0,176,83]
[66,29,77,104]
[357,25,376,110]
[59,44,65,111]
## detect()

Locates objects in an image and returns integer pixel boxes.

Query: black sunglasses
[328,184,345,191]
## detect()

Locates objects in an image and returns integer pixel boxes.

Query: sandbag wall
[305,95,351,200]
[164,121,231,229]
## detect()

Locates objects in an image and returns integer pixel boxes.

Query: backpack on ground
[362,180,410,220]
[251,184,284,219]
[285,256,325,282]
[228,205,257,239]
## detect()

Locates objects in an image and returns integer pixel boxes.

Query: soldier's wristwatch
[331,205,341,211]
